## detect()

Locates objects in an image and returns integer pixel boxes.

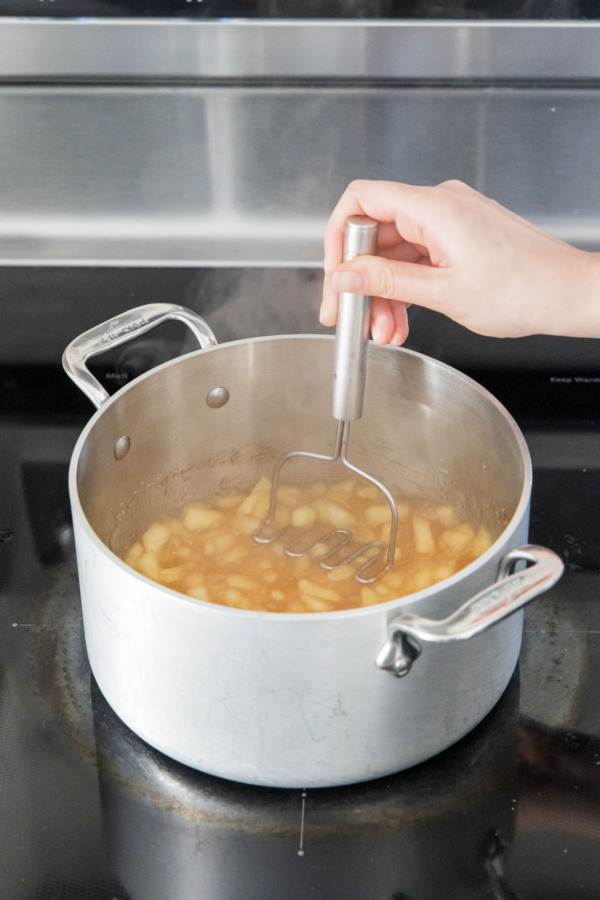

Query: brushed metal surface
[1,19,600,81]
[333,216,378,422]
[1,84,600,265]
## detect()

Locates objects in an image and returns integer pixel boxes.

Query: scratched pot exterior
[69,333,533,788]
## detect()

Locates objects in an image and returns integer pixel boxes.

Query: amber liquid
[122,476,492,613]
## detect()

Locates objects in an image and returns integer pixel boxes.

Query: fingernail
[371,321,388,345]
[331,270,364,294]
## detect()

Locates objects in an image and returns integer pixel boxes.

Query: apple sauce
[122,475,493,613]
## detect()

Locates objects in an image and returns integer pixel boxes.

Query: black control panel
[0,0,597,19]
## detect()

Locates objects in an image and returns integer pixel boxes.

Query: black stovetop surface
[0,0,596,20]
[2,337,600,898]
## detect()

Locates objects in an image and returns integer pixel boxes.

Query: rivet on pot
[206,387,230,409]
[114,434,131,460]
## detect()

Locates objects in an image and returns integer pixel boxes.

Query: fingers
[370,297,395,345]
[390,300,410,345]
[370,298,410,346]
[321,179,454,336]
[329,255,443,310]
[324,180,432,259]
[323,179,456,272]
[319,288,410,345]
[320,253,440,335]
[319,284,339,328]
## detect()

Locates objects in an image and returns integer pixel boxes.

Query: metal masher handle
[332,215,379,422]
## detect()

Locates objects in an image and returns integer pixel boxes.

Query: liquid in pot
[121,476,494,613]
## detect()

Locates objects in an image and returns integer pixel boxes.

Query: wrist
[566,250,600,338]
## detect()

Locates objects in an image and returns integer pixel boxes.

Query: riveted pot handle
[376,544,563,677]
[62,303,217,409]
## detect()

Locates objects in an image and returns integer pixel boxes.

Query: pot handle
[376,544,564,677]
[62,303,217,409]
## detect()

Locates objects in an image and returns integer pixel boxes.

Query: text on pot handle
[62,303,218,409]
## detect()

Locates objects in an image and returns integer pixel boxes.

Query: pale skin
[320,179,600,345]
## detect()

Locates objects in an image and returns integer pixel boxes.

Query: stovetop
[3,276,600,899]
[0,0,595,19]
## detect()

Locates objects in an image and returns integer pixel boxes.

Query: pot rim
[68,334,533,622]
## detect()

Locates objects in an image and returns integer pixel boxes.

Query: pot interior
[74,336,529,564]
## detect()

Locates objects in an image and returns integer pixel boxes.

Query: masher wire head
[252,421,399,584]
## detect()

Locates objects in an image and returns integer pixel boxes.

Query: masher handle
[332,215,379,422]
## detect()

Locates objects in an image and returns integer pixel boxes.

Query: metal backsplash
[1,18,600,389]
[1,84,600,266]
[1,18,600,266]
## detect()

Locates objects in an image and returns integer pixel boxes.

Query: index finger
[323,179,436,276]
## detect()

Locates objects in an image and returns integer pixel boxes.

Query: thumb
[330,255,445,312]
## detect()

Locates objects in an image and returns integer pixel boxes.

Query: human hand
[321,179,600,343]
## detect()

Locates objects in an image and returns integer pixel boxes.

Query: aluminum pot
[64,303,563,788]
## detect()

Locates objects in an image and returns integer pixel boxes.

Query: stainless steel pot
[64,303,563,788]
